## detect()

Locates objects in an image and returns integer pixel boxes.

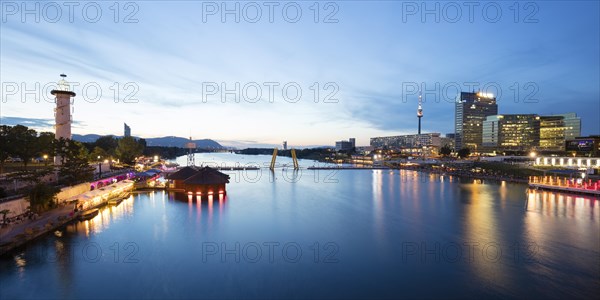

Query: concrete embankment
[0,180,134,256]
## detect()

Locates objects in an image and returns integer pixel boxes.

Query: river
[1,153,598,299]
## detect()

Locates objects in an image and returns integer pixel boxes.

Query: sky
[1,1,599,148]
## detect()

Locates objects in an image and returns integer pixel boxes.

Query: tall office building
[552,113,581,140]
[482,114,540,152]
[124,123,131,137]
[335,138,356,151]
[539,116,566,151]
[454,91,498,151]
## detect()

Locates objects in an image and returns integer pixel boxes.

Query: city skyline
[1,1,599,148]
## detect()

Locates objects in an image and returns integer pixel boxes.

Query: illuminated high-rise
[482,114,540,152]
[539,116,566,151]
[454,91,498,151]
[552,113,581,140]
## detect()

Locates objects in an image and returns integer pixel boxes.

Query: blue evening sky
[1,1,598,148]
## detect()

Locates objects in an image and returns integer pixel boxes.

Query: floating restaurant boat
[166,166,230,200]
[79,209,99,221]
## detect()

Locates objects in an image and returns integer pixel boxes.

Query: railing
[529,176,600,191]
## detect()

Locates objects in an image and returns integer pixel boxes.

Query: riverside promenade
[0,180,135,256]
[0,204,77,255]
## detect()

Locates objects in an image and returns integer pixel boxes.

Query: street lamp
[43,154,48,166]
[97,156,102,178]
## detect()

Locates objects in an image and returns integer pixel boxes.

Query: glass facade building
[454,92,498,152]
[539,116,566,151]
[552,113,581,141]
[482,114,540,152]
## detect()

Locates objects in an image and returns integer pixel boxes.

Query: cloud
[0,116,85,131]
[0,116,54,129]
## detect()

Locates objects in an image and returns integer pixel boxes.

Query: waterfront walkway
[0,204,75,253]
[529,176,600,196]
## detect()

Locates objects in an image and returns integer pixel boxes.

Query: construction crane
[269,147,299,170]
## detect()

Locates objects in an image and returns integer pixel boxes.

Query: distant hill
[72,134,103,143]
[72,134,224,149]
[144,136,223,149]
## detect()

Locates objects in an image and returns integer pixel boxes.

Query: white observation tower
[51,74,76,164]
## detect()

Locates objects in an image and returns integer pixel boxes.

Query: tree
[37,132,55,159]
[56,138,95,185]
[94,135,118,154]
[0,125,12,173]
[90,146,108,161]
[0,209,10,223]
[457,147,471,159]
[7,168,54,184]
[116,136,143,164]
[440,144,453,157]
[9,125,38,168]
[27,183,60,213]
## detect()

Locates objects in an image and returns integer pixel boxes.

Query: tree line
[0,125,148,211]
[1,125,147,172]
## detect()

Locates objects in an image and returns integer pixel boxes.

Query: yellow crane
[269,147,299,170]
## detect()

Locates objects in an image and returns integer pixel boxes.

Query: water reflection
[526,189,598,219]
[1,154,597,299]
[459,180,510,293]
[523,189,599,298]
[372,170,383,234]
[167,191,228,229]
[74,195,136,237]
[13,254,26,278]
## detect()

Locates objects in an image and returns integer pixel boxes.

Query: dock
[216,166,260,171]
[307,166,390,170]
[529,176,600,197]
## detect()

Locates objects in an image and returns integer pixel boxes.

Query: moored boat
[79,209,99,220]
[108,198,124,206]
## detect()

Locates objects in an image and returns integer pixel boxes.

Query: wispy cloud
[1,1,598,146]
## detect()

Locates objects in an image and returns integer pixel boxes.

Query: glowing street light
[97,156,104,178]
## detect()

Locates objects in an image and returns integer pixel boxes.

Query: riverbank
[0,205,78,256]
[0,180,134,256]
[393,164,529,184]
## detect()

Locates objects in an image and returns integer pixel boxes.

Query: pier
[307,166,390,170]
[529,176,600,196]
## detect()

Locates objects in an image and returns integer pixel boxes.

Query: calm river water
[1,153,598,299]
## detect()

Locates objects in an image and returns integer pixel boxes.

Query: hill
[72,134,223,149]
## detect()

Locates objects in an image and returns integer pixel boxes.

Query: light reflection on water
[76,194,136,237]
[0,153,598,299]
